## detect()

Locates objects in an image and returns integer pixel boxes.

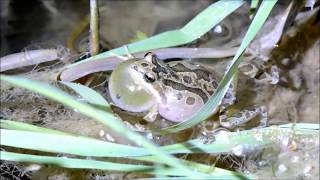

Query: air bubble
[275,164,287,176]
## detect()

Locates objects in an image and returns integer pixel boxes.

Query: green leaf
[60,81,110,110]
[7,121,317,158]
[159,0,278,133]
[279,123,320,130]
[66,0,244,69]
[0,119,71,135]
[0,75,205,178]
[1,151,248,178]
[251,0,259,9]
[0,151,153,173]
[2,121,316,178]
[0,129,149,157]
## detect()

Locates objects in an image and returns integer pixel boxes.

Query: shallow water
[1,0,319,179]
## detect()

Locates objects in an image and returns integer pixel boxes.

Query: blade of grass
[0,119,71,135]
[279,123,320,130]
[1,121,316,178]
[60,81,110,110]
[0,128,265,157]
[0,75,205,178]
[0,129,149,157]
[159,0,278,133]
[2,120,249,157]
[0,151,155,174]
[251,0,259,9]
[66,0,244,69]
[4,121,316,158]
[1,151,248,178]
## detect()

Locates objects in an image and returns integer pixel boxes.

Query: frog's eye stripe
[144,52,160,65]
[151,55,158,65]
[144,52,155,62]
[143,52,153,58]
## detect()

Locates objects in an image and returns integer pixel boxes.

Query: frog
[108,52,268,129]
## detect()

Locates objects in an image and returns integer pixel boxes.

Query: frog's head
[108,52,164,112]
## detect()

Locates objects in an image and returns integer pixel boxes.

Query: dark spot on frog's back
[152,66,168,74]
[245,112,251,118]
[186,96,196,105]
[162,79,208,102]
[212,80,218,88]
[133,65,138,71]
[171,62,211,82]
[183,76,192,84]
[170,63,191,72]
[176,93,183,100]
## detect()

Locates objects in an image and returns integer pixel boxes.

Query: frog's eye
[212,23,230,37]
[143,72,156,83]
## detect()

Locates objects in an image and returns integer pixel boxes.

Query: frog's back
[157,61,219,122]
[166,61,219,99]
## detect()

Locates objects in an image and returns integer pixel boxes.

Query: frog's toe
[239,62,259,78]
[255,65,279,84]
[219,105,267,129]
[143,113,157,122]
[143,105,159,122]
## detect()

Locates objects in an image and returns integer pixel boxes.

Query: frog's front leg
[219,105,268,129]
[239,61,279,85]
[143,104,159,122]
[218,73,268,129]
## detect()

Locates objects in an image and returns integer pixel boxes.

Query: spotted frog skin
[108,52,267,129]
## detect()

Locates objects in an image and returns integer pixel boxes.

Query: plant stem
[89,0,99,56]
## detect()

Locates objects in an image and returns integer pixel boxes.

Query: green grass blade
[1,151,247,178]
[279,123,320,130]
[160,0,278,133]
[0,128,264,157]
[0,119,71,135]
[60,81,110,110]
[0,151,154,173]
[1,123,316,178]
[4,122,315,158]
[66,0,244,69]
[0,129,149,157]
[0,75,205,178]
[251,0,259,9]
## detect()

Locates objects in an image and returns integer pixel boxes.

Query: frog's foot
[219,105,267,129]
[255,65,279,84]
[143,105,158,122]
[239,62,259,78]
[239,61,279,85]
[199,127,231,144]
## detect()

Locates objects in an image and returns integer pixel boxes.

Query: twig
[86,0,100,86]
[89,0,99,56]
[0,46,70,72]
